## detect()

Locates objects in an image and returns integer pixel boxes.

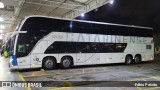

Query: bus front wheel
[42,57,56,70]
[125,55,133,65]
[60,56,73,69]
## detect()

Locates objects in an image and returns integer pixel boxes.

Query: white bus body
[9,16,154,70]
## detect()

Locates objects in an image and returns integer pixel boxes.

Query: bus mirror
[15,31,27,34]
[10,31,27,36]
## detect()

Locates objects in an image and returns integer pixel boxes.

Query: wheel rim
[45,58,54,69]
[63,59,70,68]
[135,57,140,63]
[126,57,132,64]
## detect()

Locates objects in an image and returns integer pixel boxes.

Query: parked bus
[9,15,154,70]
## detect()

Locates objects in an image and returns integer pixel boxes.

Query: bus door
[16,44,31,66]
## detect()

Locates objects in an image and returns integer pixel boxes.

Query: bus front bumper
[9,58,18,70]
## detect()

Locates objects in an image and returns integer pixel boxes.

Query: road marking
[149,76,160,81]
[129,81,142,90]
[22,72,85,78]
[17,72,26,81]
[48,87,71,90]
[17,71,32,90]
[23,74,58,78]
[64,81,72,87]
[141,78,150,83]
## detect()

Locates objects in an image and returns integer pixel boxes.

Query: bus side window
[146,45,152,49]
[18,44,25,53]
[102,44,115,53]
[115,44,126,52]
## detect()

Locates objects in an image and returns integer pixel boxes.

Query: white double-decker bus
[8,15,154,70]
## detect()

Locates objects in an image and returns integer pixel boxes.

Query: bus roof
[25,15,153,30]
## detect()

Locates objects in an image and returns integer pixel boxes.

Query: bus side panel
[30,54,59,68]
[85,53,100,65]
[124,44,142,53]
[32,41,48,54]
[100,53,112,64]
[75,53,86,65]
[111,53,124,63]
[144,44,154,61]
[17,56,31,69]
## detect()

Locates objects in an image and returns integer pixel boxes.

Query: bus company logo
[2,82,12,87]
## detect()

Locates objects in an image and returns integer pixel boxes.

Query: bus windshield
[16,17,70,57]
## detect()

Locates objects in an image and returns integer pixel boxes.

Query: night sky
[76,0,160,34]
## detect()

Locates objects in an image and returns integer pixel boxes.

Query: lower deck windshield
[6,35,16,56]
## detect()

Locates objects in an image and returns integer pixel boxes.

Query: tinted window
[146,45,152,49]
[106,25,153,37]
[71,21,91,33]
[44,42,127,54]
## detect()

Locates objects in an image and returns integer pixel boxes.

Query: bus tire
[42,57,56,70]
[125,55,133,65]
[60,56,73,69]
[134,55,141,64]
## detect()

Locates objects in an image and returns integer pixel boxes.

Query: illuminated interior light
[109,0,114,4]
[0,35,3,39]
[0,2,4,8]
[0,17,3,22]
[0,29,3,33]
[0,25,5,29]
[81,13,85,17]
